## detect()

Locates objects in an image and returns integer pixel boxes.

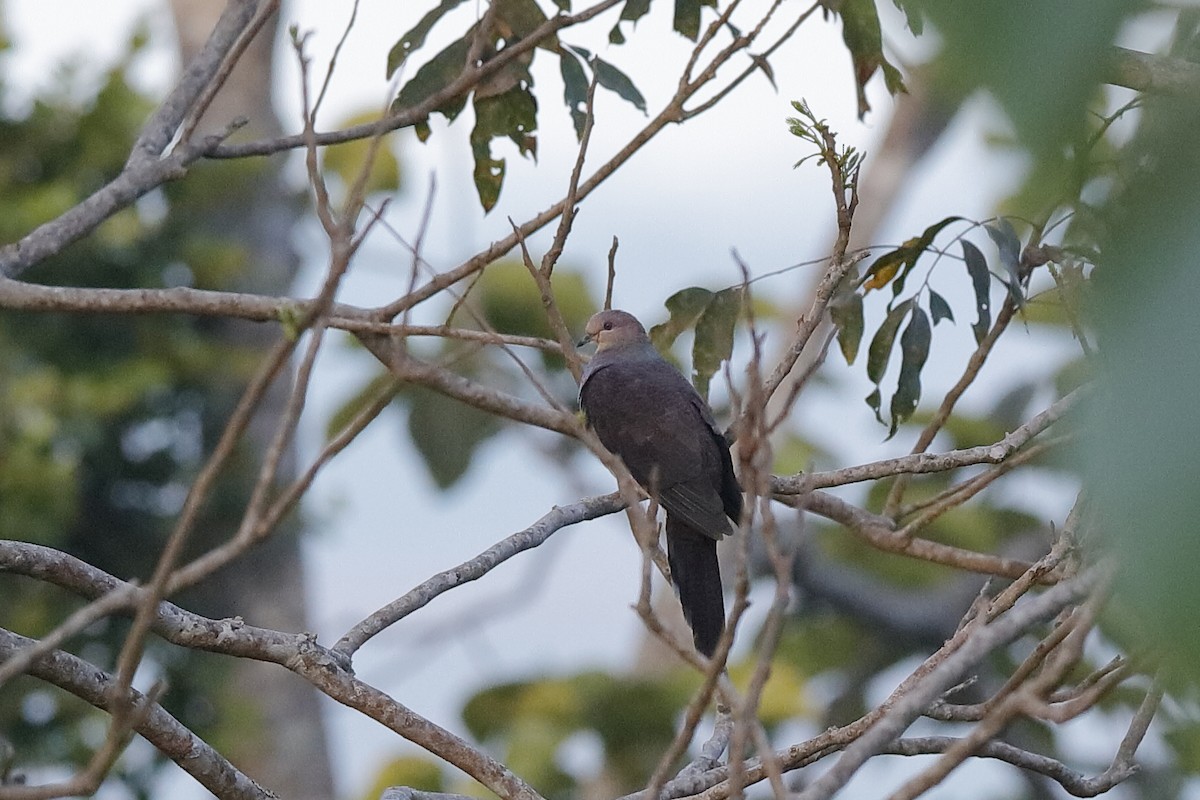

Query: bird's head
[580,309,649,351]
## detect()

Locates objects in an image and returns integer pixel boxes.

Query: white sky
[2,2,1106,799]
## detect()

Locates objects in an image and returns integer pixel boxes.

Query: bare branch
[0,628,270,800]
[333,492,626,657]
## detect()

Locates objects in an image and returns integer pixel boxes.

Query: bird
[578,309,742,657]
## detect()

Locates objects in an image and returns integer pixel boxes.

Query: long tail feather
[665,516,725,657]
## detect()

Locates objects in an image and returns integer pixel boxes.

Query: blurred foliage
[1087,65,1200,684]
[322,109,403,200]
[0,24,289,796]
[327,259,596,489]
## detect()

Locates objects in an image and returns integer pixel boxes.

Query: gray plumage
[578,309,742,656]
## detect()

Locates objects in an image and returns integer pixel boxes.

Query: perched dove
[578,309,742,657]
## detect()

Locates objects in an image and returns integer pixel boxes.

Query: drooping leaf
[621,0,652,23]
[392,36,472,120]
[837,0,907,119]
[888,306,931,437]
[692,287,741,399]
[559,48,589,139]
[863,216,961,293]
[961,239,991,344]
[609,23,626,44]
[866,297,914,386]
[829,290,864,364]
[650,287,714,352]
[468,85,539,212]
[407,385,502,488]
[748,53,777,90]
[928,289,954,326]
[493,0,555,44]
[865,386,883,423]
[674,0,705,40]
[386,0,470,78]
[592,57,647,113]
[985,218,1025,307]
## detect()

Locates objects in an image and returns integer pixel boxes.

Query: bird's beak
[576,331,593,348]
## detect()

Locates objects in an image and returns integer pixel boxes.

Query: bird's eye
[602,321,613,330]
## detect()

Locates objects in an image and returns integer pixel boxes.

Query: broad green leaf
[888,305,930,437]
[621,0,652,22]
[407,385,501,488]
[829,290,864,364]
[674,0,704,40]
[961,239,991,344]
[866,297,913,385]
[837,0,907,119]
[469,85,538,212]
[392,36,472,120]
[493,0,553,43]
[559,48,589,139]
[592,57,647,113]
[692,286,741,399]
[649,287,714,351]
[928,289,954,326]
[386,0,469,78]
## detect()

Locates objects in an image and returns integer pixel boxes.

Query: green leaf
[865,386,883,423]
[928,289,954,326]
[866,297,913,386]
[621,0,652,22]
[674,0,704,40]
[494,0,554,42]
[559,48,589,139]
[386,0,469,78]
[888,305,930,437]
[609,23,626,44]
[829,290,864,364]
[985,218,1024,307]
[837,0,907,119]
[392,36,472,120]
[592,57,647,113]
[692,287,741,399]
[469,85,539,212]
[407,386,502,488]
[892,0,923,35]
[961,239,991,344]
[649,287,714,351]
